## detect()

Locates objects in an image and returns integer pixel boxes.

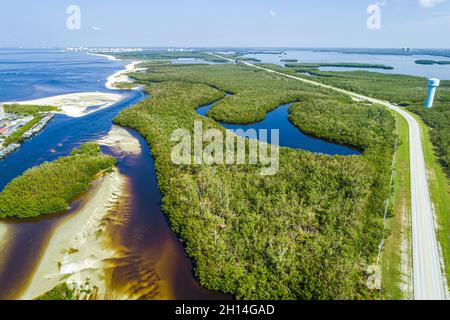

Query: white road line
[212,54,446,300]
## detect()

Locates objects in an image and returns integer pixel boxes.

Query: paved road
[212,54,447,300]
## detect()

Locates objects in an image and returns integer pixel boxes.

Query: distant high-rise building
[0,104,6,121]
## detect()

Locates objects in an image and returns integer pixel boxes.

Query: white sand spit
[0,223,10,257]
[98,125,141,156]
[12,92,123,118]
[19,171,128,300]
[106,61,145,90]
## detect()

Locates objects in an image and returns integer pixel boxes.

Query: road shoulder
[410,112,450,296]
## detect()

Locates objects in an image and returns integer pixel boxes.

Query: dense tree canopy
[0,142,116,218]
[114,62,396,299]
[408,105,450,176]
[264,63,450,177]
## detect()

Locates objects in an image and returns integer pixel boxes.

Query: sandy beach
[10,92,124,118]
[18,127,141,300]
[105,60,145,90]
[2,54,144,118]
[0,223,11,284]
[98,125,142,156]
[0,223,9,256]
[87,52,145,90]
[18,170,127,300]
[87,52,119,61]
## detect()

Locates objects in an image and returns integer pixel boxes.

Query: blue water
[197,102,360,156]
[0,49,229,300]
[0,92,144,189]
[0,48,127,101]
[0,48,132,186]
[241,50,450,80]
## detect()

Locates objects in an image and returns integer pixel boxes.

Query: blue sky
[0,0,449,48]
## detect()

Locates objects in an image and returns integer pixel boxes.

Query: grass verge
[410,112,450,285]
[381,113,412,299]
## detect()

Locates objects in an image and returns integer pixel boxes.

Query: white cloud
[419,0,445,7]
[269,10,277,16]
[92,26,101,31]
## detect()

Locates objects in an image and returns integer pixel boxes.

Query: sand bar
[98,125,142,156]
[18,126,142,300]
[19,170,127,300]
[0,223,9,255]
[8,92,124,118]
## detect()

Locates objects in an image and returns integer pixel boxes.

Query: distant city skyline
[0,0,449,48]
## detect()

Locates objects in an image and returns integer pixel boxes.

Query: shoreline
[0,53,135,160]
[17,126,142,300]
[105,59,145,90]
[0,222,9,256]
[86,52,119,61]
[1,52,139,118]
[8,92,124,118]
[18,170,128,300]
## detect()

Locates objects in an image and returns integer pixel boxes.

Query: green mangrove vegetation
[0,142,116,219]
[221,53,262,62]
[288,98,396,249]
[264,61,450,287]
[112,50,229,63]
[114,61,396,299]
[128,63,347,124]
[285,62,394,70]
[37,283,75,300]
[411,114,450,285]
[415,60,450,65]
[273,63,450,108]
[265,62,449,177]
[3,104,58,116]
[289,99,395,151]
[408,106,449,176]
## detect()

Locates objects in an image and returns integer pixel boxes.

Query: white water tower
[425,78,440,108]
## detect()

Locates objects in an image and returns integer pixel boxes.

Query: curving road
[212,54,447,300]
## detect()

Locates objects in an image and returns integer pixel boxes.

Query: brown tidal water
[0,195,88,299]
[104,129,230,300]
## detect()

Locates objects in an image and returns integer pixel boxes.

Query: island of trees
[415,60,450,65]
[0,142,116,219]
